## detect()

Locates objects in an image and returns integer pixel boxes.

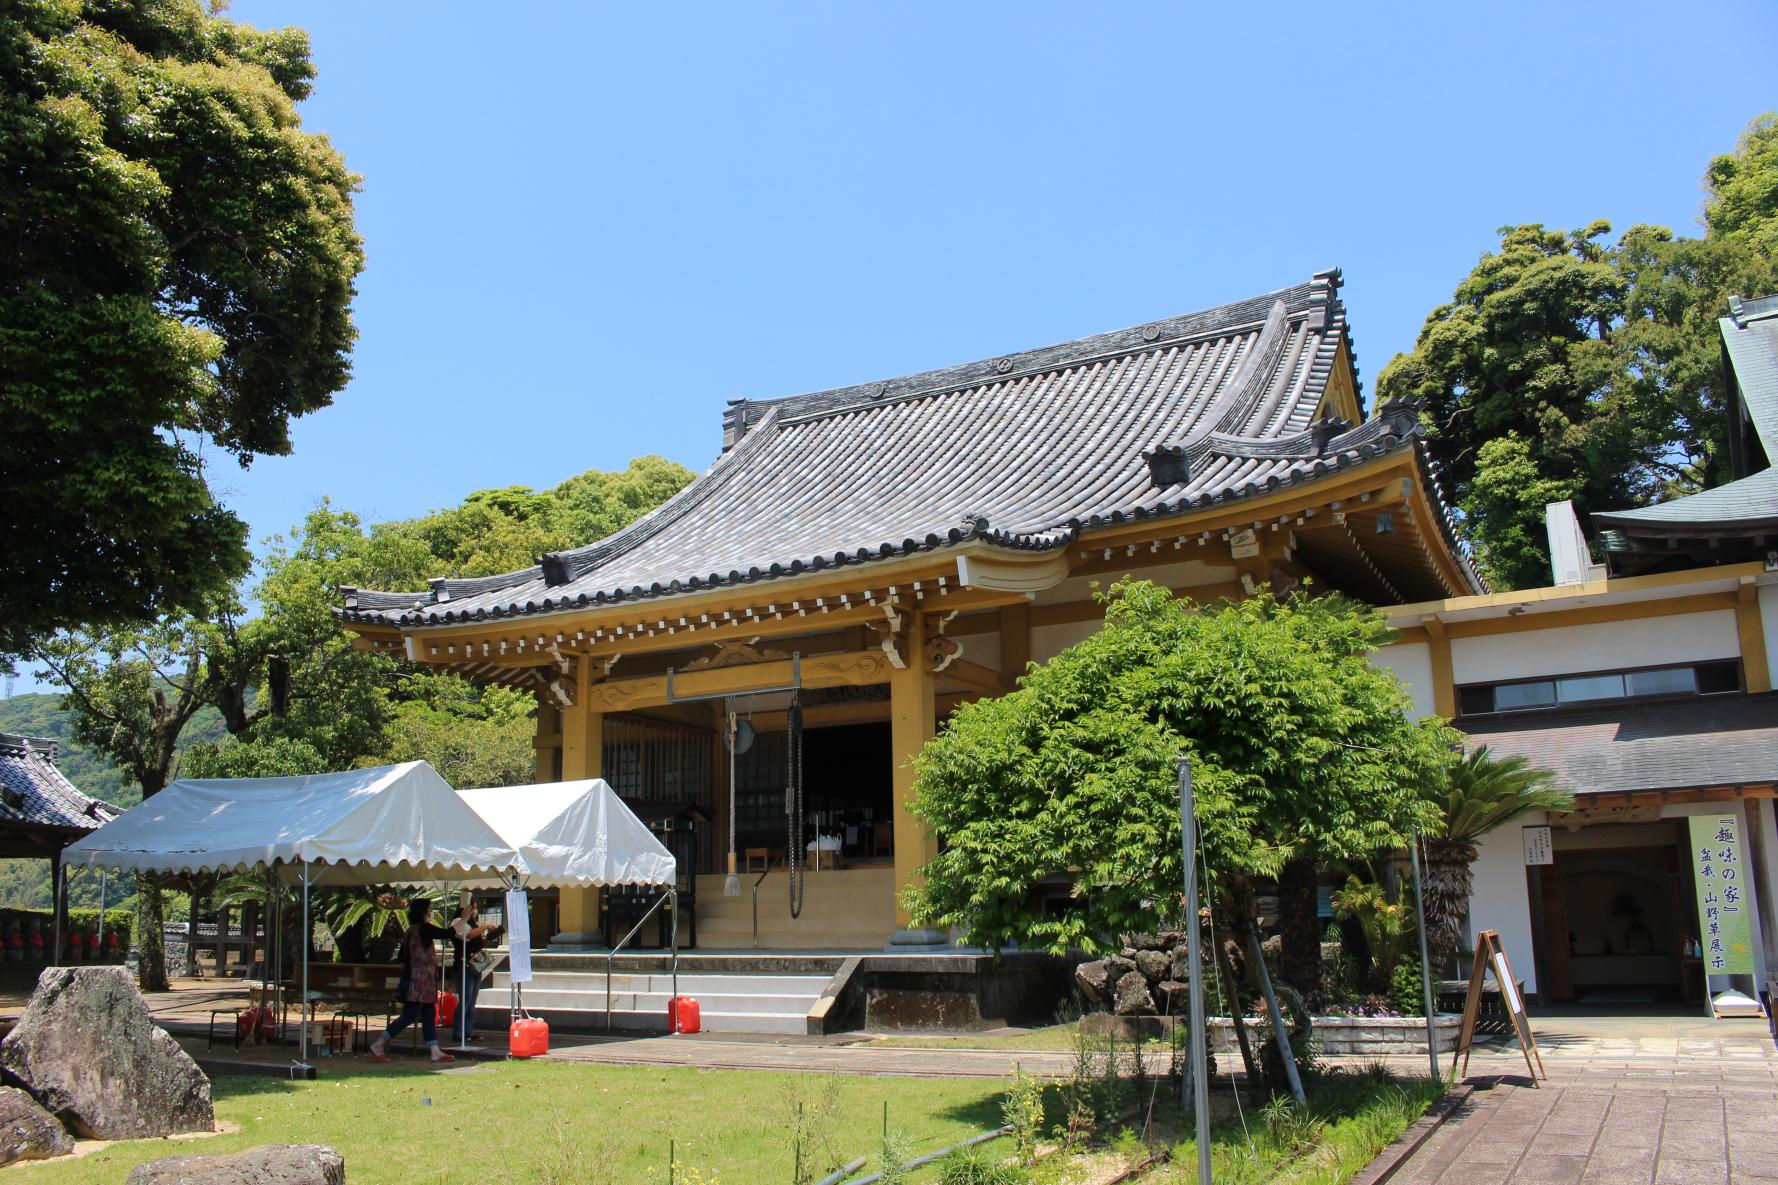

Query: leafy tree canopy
[905,580,1451,954]
[1,0,363,656]
[1378,114,1778,590]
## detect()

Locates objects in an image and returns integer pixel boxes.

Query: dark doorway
[733,722,893,862]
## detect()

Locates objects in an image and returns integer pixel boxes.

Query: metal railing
[603,889,678,1031]
[750,868,771,948]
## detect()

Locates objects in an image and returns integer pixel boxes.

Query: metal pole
[299,865,310,1066]
[96,869,107,962]
[1407,835,1441,1078]
[1246,920,1307,1107]
[1180,757,1211,1184]
[669,888,679,1022]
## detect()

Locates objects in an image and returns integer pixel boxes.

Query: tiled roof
[1459,695,1778,797]
[0,733,120,837]
[1596,297,1778,531]
[343,271,1479,628]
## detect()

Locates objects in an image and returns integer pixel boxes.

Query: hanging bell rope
[723,699,741,896]
[785,695,805,919]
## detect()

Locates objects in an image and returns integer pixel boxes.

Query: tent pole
[669,888,679,1019]
[299,864,311,1066]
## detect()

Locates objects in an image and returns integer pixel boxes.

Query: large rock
[1155,979,1192,1013]
[1103,955,1136,982]
[0,1086,72,1166]
[1,966,212,1139]
[127,1144,345,1185]
[1112,970,1155,1016]
[1074,959,1113,1008]
[1133,949,1170,983]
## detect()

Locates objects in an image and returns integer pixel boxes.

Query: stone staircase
[481,953,845,1035]
[693,865,898,950]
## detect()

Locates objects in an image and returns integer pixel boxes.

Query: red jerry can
[669,996,701,1035]
[435,990,458,1027]
[510,1016,549,1058]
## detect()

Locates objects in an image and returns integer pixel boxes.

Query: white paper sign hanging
[1522,825,1553,866]
[505,889,532,984]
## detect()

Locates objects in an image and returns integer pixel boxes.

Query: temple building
[339,270,1485,950]
[1374,296,1778,1011]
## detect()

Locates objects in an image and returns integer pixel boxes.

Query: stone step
[486,987,818,1015]
[489,972,832,995]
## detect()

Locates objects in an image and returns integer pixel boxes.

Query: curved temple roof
[343,271,1478,628]
[1596,295,1778,540]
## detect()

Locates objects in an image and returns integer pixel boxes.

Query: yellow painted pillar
[890,609,938,933]
[532,702,561,784]
[1425,618,1457,719]
[554,661,604,946]
[1737,580,1772,694]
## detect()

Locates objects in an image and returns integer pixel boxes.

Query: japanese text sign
[1690,815,1754,977]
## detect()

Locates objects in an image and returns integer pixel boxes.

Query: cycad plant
[1423,747,1572,974]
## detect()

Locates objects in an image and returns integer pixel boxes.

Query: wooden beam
[943,659,1007,696]
[1439,592,1738,640]
[1000,602,1030,681]
[584,649,894,714]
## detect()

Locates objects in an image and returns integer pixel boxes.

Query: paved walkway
[1391,1061,1778,1185]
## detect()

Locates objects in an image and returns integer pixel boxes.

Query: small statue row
[2,919,123,963]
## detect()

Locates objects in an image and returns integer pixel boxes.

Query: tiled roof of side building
[1460,695,1778,798]
[342,271,1480,627]
[0,733,121,836]
[1595,296,1778,530]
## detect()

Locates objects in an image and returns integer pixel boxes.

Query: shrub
[1390,956,1425,1017]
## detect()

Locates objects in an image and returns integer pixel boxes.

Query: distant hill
[0,691,227,909]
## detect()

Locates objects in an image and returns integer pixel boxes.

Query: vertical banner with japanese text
[1690,814,1754,977]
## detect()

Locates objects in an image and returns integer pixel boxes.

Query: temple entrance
[1532,822,1700,1007]
[734,722,893,867]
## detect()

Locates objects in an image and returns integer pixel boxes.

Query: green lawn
[15,1061,1006,1185]
[860,1023,1082,1052]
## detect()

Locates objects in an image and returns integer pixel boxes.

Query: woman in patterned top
[370,898,455,1063]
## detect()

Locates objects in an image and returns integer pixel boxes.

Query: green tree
[1379,114,1778,589]
[1,0,363,657]
[905,580,1449,958]
[32,618,217,990]
[1422,747,1572,975]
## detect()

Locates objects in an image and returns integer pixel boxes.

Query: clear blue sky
[11,3,1775,699]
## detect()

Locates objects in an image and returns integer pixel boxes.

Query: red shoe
[369,1039,389,1063]
[430,1050,455,1064]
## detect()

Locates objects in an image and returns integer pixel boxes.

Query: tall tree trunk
[135,876,169,993]
[1214,928,1259,1086]
[1276,859,1322,1004]
[1421,844,1477,978]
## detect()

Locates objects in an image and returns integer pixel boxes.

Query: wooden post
[556,668,604,946]
[890,610,937,930]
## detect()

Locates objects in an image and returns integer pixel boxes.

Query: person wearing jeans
[371,899,454,1063]
[448,902,500,1044]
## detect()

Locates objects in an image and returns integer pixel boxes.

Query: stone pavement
[1390,1061,1778,1185]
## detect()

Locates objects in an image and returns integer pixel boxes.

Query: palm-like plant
[1423,747,1573,975]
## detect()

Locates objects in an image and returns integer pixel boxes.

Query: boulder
[1133,949,1170,983]
[1103,955,1136,982]
[0,1086,72,1166]
[127,1144,345,1185]
[1074,960,1113,1008]
[1,966,212,1140]
[1155,980,1191,1013]
[1112,970,1155,1016]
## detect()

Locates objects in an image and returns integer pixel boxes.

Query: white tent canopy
[456,779,676,888]
[59,761,519,885]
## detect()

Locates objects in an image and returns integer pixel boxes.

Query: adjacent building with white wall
[1375,296,1778,1011]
